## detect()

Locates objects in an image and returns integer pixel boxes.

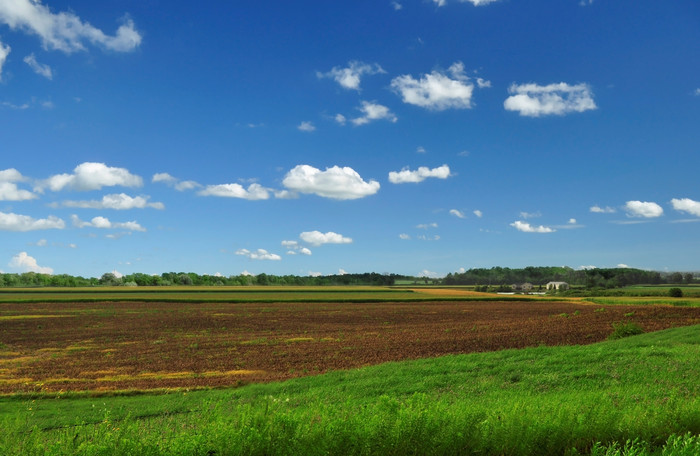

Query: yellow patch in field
[0,315,68,321]
[223,370,263,376]
[285,337,314,343]
[43,377,83,384]
[0,356,39,365]
[79,370,118,377]
[0,351,21,357]
[100,349,117,353]
[0,377,33,385]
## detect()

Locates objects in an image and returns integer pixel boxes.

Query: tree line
[0,271,408,288]
[0,267,694,288]
[443,266,695,288]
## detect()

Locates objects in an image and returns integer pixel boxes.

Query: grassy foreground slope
[2,325,699,455]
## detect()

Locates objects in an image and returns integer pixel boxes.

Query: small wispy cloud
[510,220,555,233]
[298,121,316,132]
[317,61,385,91]
[23,53,53,79]
[590,205,616,214]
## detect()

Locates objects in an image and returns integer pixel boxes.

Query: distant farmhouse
[546,281,569,291]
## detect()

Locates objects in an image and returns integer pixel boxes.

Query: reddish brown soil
[1,300,698,393]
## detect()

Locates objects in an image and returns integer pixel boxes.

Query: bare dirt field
[1,300,699,393]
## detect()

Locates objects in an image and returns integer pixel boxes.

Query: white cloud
[519,211,541,219]
[235,248,281,261]
[417,222,438,229]
[434,0,498,5]
[35,239,47,247]
[9,252,53,274]
[56,193,164,210]
[510,220,555,233]
[351,101,397,126]
[590,205,616,214]
[473,210,483,218]
[0,169,36,200]
[617,263,629,268]
[390,62,483,111]
[568,218,577,224]
[42,162,143,192]
[449,209,466,219]
[476,77,491,88]
[695,88,700,96]
[152,173,201,192]
[0,168,26,182]
[71,215,145,232]
[0,211,65,231]
[152,172,176,184]
[0,40,10,80]
[300,231,352,247]
[198,183,270,200]
[388,164,451,183]
[399,233,411,240]
[334,113,346,125]
[416,146,426,154]
[282,164,380,200]
[392,1,403,10]
[23,53,52,79]
[504,82,597,117]
[0,182,36,201]
[308,271,323,277]
[671,198,700,217]
[418,269,439,278]
[317,61,385,91]
[298,121,316,132]
[417,234,440,241]
[282,240,312,256]
[624,201,663,218]
[0,0,141,53]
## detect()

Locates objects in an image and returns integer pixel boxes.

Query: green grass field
[2,324,698,455]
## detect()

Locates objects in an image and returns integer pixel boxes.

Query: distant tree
[668,272,684,284]
[669,287,683,298]
[684,273,694,284]
[99,272,121,286]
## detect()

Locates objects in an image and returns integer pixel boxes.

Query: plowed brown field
[1,300,698,393]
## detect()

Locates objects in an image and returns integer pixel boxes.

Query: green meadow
[1,324,698,455]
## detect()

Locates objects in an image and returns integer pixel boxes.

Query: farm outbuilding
[546,281,569,291]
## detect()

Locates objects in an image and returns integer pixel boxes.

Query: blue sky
[1,0,699,278]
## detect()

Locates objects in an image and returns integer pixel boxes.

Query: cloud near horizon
[235,248,282,261]
[9,251,53,274]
